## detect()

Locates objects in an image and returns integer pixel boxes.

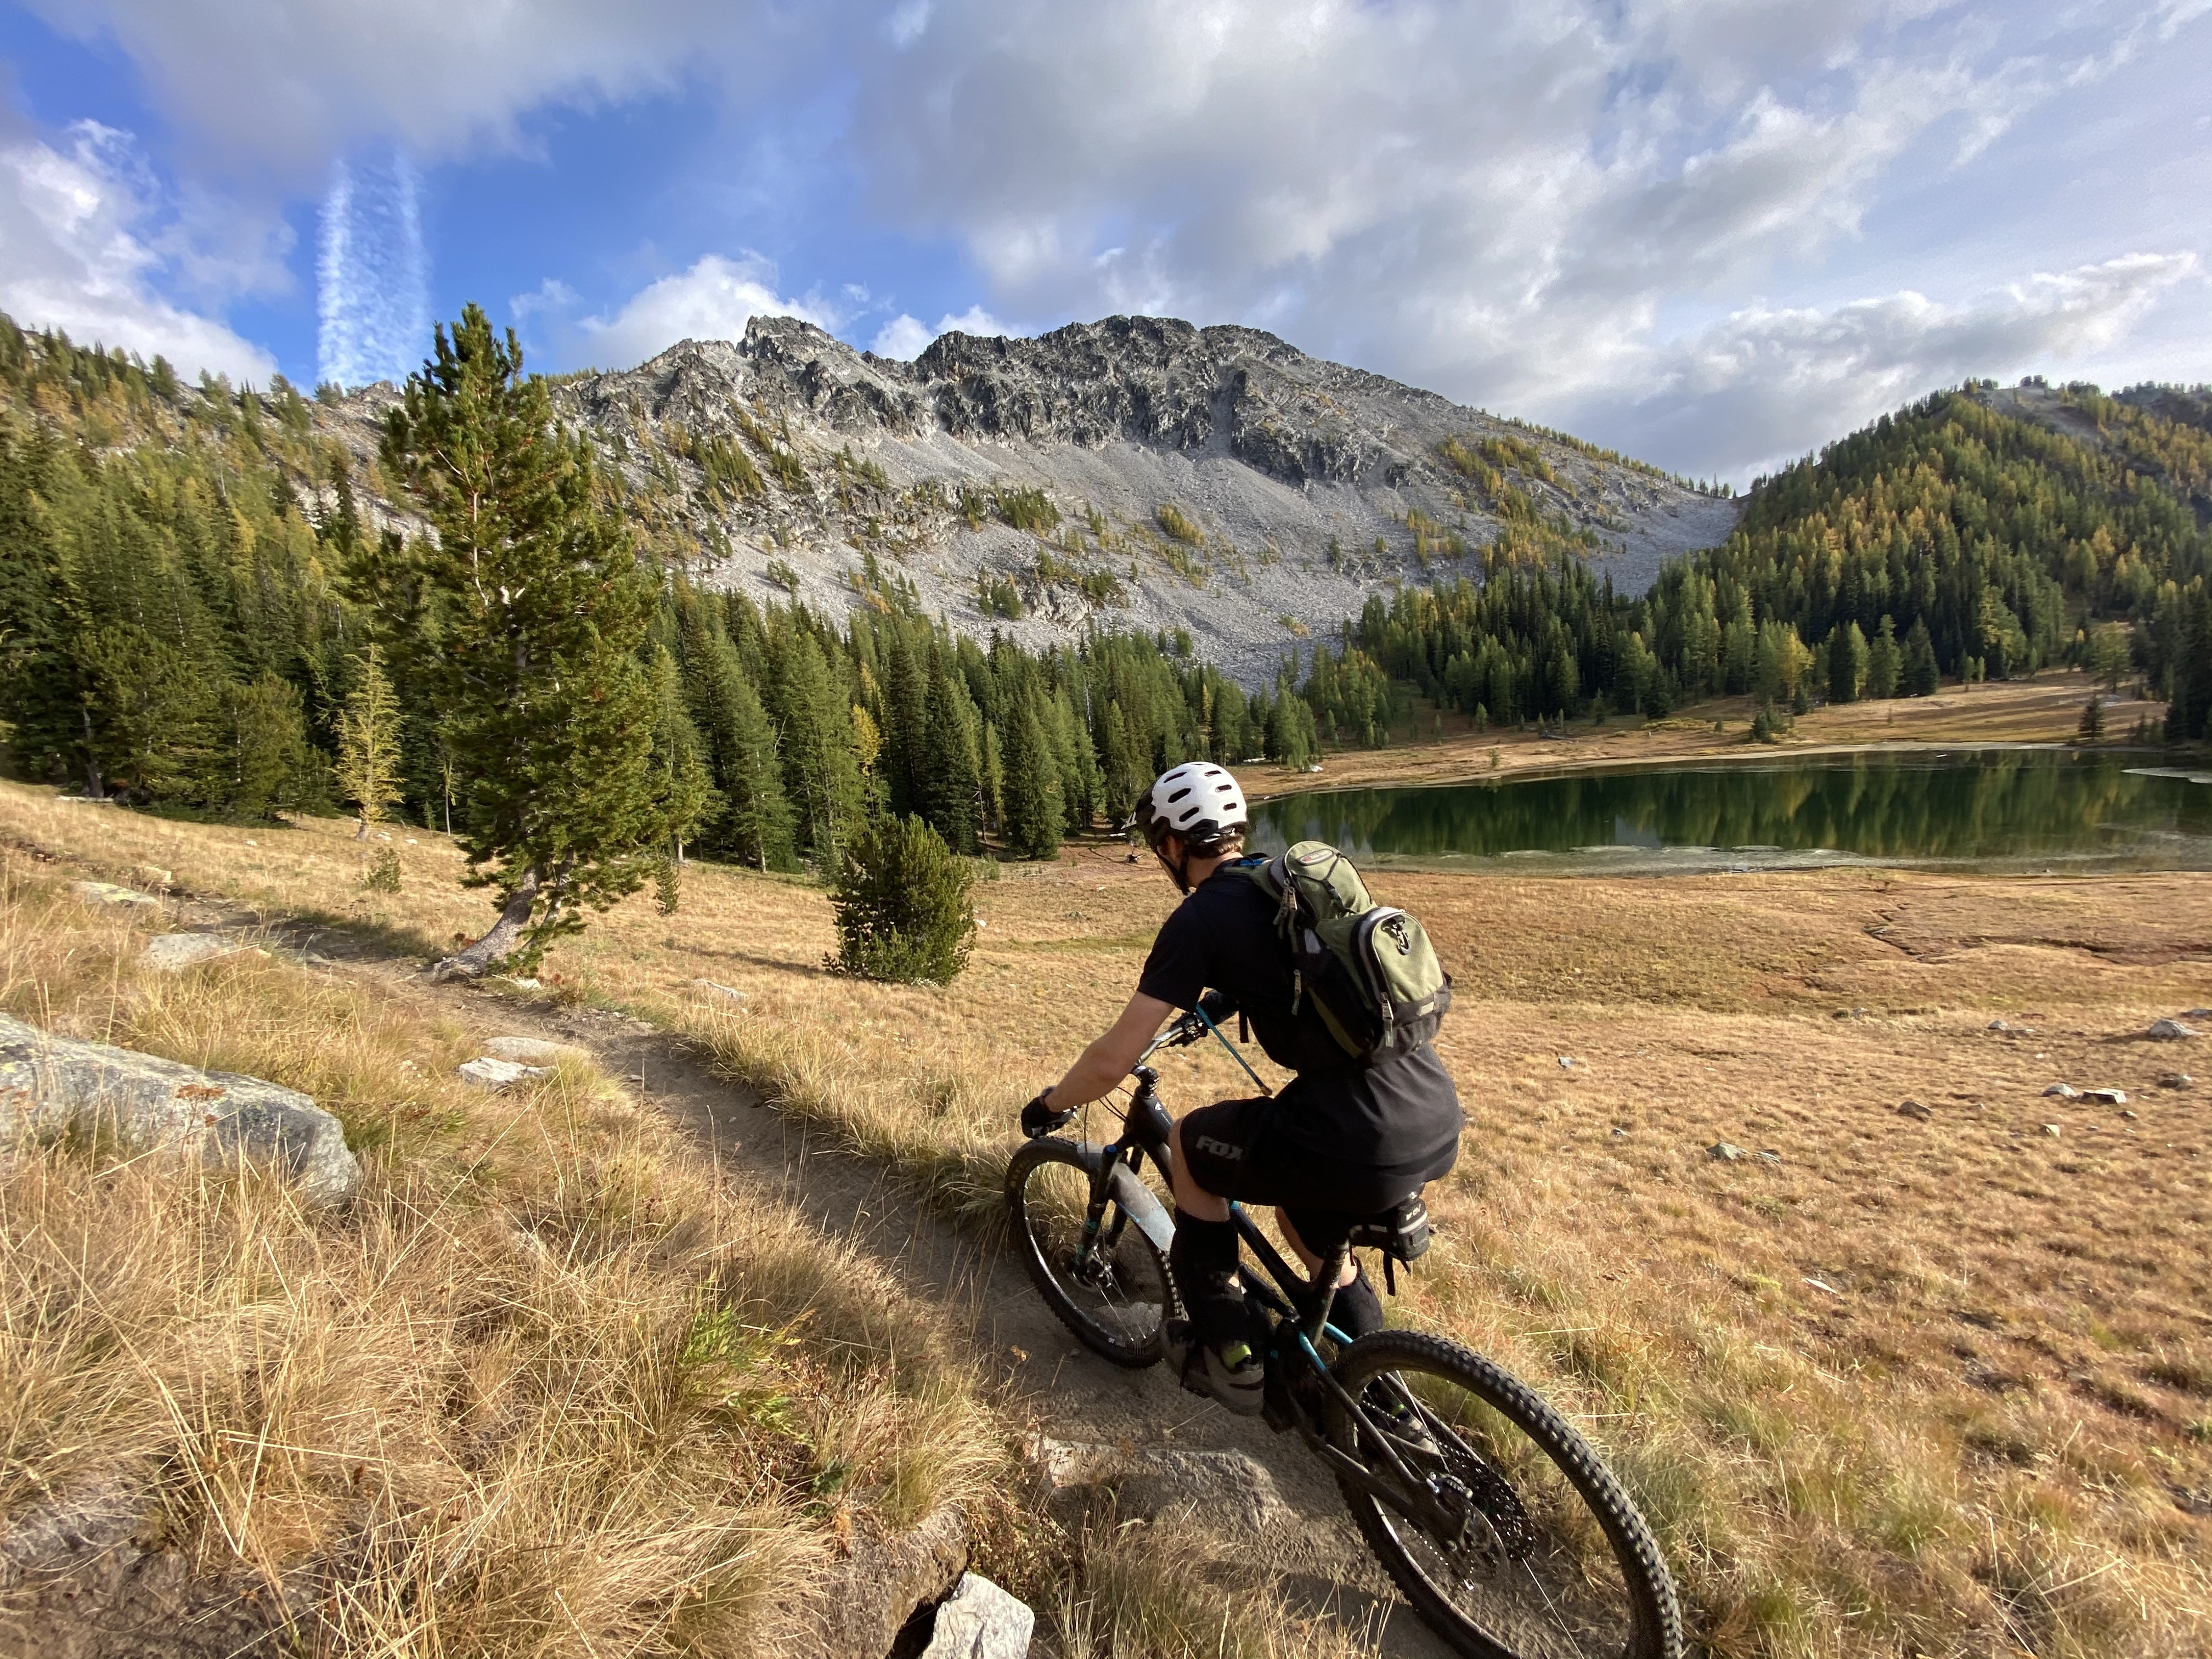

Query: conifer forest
[1,307,2207,901]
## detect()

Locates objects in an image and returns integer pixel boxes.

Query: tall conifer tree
[373,304,682,977]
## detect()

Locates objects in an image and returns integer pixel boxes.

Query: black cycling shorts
[1177,1092,1453,1257]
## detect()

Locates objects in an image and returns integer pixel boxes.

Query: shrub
[830,814,977,984]
[1155,503,1203,545]
[362,845,402,892]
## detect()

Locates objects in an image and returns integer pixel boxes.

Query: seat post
[1305,1240,1355,1345]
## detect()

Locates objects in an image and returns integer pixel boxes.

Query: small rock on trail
[1707,1142,1747,1161]
[2080,1088,2128,1106]
[919,1572,1034,1659]
[2042,1082,2079,1099]
[2148,1018,2199,1041]
[142,934,249,973]
[71,879,158,909]
[456,1056,550,1090]
[481,1035,586,1066]
[1897,1099,1933,1120]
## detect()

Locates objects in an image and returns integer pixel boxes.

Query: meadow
[1,691,2207,1657]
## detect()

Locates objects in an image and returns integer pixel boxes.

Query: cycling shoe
[1164,1319,1266,1417]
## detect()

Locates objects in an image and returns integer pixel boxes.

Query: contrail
[317,151,429,391]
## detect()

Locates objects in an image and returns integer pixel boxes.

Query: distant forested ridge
[1307,383,2212,742]
[1,309,2205,854]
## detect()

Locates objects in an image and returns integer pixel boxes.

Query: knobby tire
[1005,1136,1177,1368]
[1328,1329,1681,1659]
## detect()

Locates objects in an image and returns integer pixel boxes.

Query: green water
[1248,750,2212,874]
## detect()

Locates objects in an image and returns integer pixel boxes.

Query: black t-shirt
[1137,861,1464,1173]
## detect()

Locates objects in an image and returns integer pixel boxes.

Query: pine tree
[918,646,982,853]
[676,599,795,870]
[1900,617,1940,697]
[1864,616,1900,701]
[373,304,681,978]
[2085,622,2132,693]
[765,621,866,866]
[1000,691,1063,860]
[221,674,322,820]
[830,814,977,984]
[334,641,403,836]
[1827,621,1866,704]
[646,641,716,874]
[2171,584,2212,742]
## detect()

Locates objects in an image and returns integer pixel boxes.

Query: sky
[0,1,2205,483]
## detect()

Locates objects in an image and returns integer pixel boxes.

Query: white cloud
[870,313,933,359]
[1591,253,2199,479]
[527,253,836,370]
[868,303,1015,360]
[27,0,2209,474]
[26,0,772,179]
[0,122,276,380]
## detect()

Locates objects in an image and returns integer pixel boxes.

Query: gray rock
[456,1056,550,1090]
[0,1012,359,1206]
[921,1572,1034,1659]
[2147,1018,2199,1041]
[479,1035,586,1066]
[2183,1009,2212,1020]
[2041,1082,2079,1099]
[1897,1099,1933,1120]
[1026,1437,1288,1536]
[814,1505,967,1659]
[1707,1142,1747,1161]
[2157,1073,2193,1090]
[71,879,157,909]
[1754,1149,1783,1164]
[689,979,747,1003]
[1556,1056,1582,1070]
[2080,1088,2128,1106]
[2042,1124,2062,1138]
[141,933,247,973]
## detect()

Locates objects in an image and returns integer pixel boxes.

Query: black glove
[1022,1090,1077,1138]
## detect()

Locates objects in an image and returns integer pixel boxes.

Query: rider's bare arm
[1042,991,1177,1110]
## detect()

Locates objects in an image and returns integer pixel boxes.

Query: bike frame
[1060,1039,1476,1542]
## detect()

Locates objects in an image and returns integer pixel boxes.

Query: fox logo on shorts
[1195,1135,1245,1160]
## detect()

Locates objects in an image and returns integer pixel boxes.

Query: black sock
[1169,1212,1249,1348]
[1326,1265,1385,1341]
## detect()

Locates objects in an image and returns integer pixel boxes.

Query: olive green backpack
[1242,842,1452,1063]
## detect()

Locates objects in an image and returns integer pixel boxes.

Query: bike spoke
[1333,1338,1668,1659]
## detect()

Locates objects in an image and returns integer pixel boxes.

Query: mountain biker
[1022,761,1464,1414]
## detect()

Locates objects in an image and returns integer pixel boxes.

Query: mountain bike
[1005,1014,1684,1659]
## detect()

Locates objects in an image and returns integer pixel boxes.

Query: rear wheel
[1006,1138,1177,1367]
[1328,1329,1680,1659]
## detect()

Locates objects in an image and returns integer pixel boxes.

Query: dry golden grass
[0,852,1003,1655]
[1240,670,2166,800]
[5,776,2210,1656]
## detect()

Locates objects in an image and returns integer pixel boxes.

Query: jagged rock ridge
[331,314,1742,686]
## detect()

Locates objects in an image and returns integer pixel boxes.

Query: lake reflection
[1248,751,2212,874]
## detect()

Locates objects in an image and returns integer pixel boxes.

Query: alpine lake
[1246,747,2212,876]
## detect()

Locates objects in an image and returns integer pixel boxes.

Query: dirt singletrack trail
[285,927,1458,1658]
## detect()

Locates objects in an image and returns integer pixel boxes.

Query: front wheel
[1328,1329,1681,1659]
[1005,1138,1177,1367]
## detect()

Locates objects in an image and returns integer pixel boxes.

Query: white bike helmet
[1130,763,1248,883]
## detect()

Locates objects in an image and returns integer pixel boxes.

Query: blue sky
[1,1,2206,481]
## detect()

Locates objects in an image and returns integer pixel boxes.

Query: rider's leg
[1164,1118,1264,1413]
[1275,1210,1357,1286]
[1167,1117,1246,1341]
[1279,1210,1384,1341]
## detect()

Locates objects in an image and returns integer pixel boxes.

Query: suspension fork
[1078,1070,1173,1260]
